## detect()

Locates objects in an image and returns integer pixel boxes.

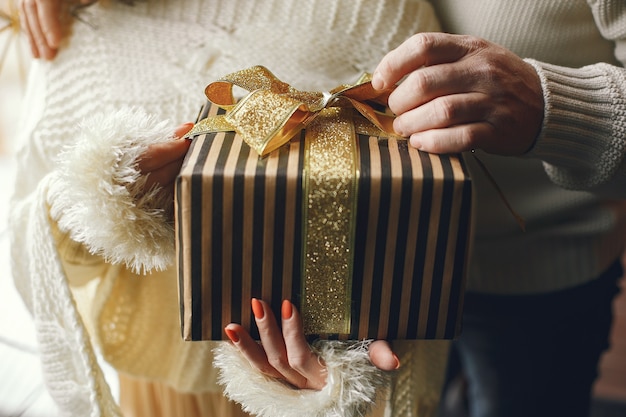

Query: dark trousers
[440,260,623,417]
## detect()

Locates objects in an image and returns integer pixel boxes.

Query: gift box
[176,67,472,341]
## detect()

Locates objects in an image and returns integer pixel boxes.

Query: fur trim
[48,106,178,274]
[213,340,388,417]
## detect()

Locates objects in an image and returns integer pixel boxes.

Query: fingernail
[251,298,265,319]
[281,300,293,320]
[392,353,401,369]
[371,70,384,90]
[410,134,422,150]
[224,327,240,343]
[392,119,405,138]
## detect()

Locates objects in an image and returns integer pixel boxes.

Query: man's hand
[372,32,544,155]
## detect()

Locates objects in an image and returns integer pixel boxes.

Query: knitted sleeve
[47,107,180,275]
[9,176,123,417]
[524,0,626,197]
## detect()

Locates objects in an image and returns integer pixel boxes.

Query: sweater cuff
[524,59,626,189]
[213,340,388,417]
[48,106,178,274]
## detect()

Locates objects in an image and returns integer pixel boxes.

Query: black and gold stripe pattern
[176,103,472,341]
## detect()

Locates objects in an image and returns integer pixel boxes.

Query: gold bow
[185,65,400,156]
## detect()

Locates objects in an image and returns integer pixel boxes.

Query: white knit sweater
[9,1,444,416]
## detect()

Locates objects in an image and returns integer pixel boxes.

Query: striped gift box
[176,103,472,341]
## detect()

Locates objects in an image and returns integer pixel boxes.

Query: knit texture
[430,0,626,294]
[526,60,626,191]
[9,1,442,415]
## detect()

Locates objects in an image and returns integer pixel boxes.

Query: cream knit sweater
[431,0,626,294]
[9,1,444,416]
[9,0,626,416]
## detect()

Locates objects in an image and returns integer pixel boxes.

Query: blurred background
[0,0,624,416]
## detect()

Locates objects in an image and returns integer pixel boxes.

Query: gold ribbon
[185,65,399,156]
[300,107,358,335]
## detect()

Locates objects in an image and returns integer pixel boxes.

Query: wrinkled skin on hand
[372,32,544,156]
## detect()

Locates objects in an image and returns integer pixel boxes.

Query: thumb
[368,340,400,371]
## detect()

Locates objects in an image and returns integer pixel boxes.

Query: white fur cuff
[48,106,178,274]
[213,340,388,417]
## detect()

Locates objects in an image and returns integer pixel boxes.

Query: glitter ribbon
[300,107,358,335]
[185,65,399,156]
[187,66,399,335]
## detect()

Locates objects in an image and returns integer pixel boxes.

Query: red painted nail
[224,327,239,343]
[281,300,293,320]
[251,298,265,319]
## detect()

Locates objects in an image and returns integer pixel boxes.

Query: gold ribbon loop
[185,65,398,156]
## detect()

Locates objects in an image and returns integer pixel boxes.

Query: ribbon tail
[349,99,398,138]
[184,115,235,140]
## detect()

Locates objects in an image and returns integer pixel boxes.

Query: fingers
[387,62,475,116]
[280,300,327,389]
[137,123,193,172]
[223,324,285,380]
[143,154,190,191]
[225,299,327,390]
[372,32,543,155]
[138,139,191,189]
[19,1,38,59]
[372,32,474,90]
[38,0,63,49]
[368,340,400,371]
[251,299,312,389]
[21,0,49,60]
[409,123,496,154]
[136,122,193,190]
[19,0,64,60]
[392,92,488,138]
[225,300,403,391]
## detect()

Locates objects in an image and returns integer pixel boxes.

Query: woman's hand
[19,0,95,60]
[136,122,193,200]
[372,32,544,156]
[225,299,400,391]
